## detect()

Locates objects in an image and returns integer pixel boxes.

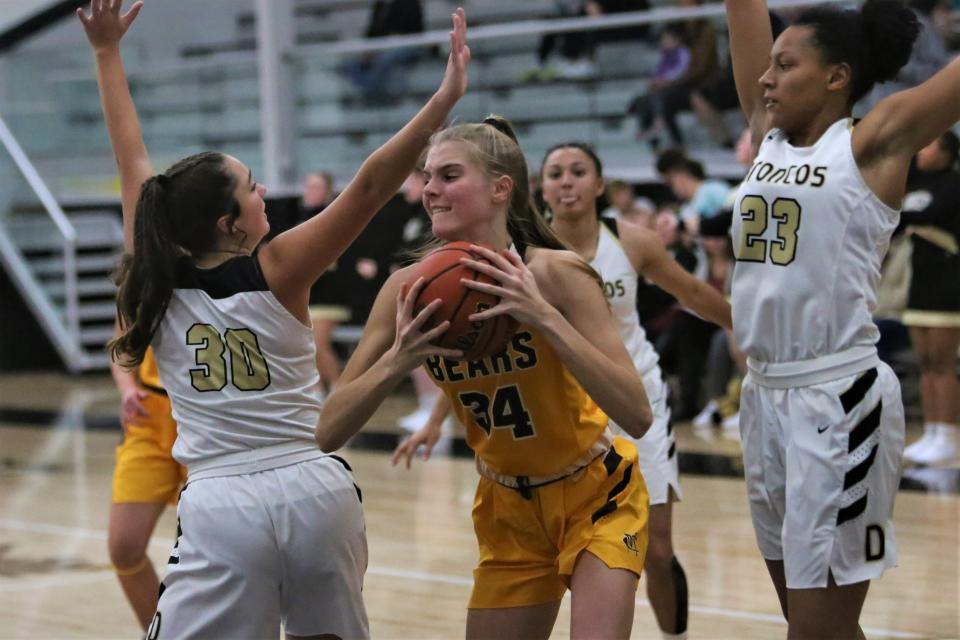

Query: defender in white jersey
[725,0,960,636]
[91,2,472,635]
[541,142,732,640]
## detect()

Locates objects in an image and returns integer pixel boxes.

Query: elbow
[618,405,653,439]
[315,419,345,453]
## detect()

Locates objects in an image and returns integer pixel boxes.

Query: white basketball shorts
[147,455,369,639]
[611,366,681,505]
[740,362,904,589]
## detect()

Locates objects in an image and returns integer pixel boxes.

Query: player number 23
[737,195,802,266]
[186,324,271,392]
[459,385,535,439]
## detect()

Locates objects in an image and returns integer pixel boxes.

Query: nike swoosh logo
[817,425,830,433]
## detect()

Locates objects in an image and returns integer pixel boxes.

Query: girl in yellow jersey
[108,344,185,630]
[320,115,654,639]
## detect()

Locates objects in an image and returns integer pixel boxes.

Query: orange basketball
[408,241,519,361]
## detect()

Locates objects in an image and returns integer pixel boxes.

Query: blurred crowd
[317,0,960,463]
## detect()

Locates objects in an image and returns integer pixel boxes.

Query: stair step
[28,253,120,276]
[44,277,116,298]
[5,211,123,252]
[80,325,116,347]
[78,301,118,321]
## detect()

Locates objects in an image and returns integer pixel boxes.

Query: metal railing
[0,112,86,372]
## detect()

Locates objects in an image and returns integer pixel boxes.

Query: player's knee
[644,534,674,572]
[107,533,149,571]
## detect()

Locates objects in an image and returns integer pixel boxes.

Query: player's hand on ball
[460,246,551,328]
[389,276,463,371]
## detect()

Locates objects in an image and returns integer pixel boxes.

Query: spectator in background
[857,0,951,114]
[689,11,785,148]
[626,25,691,146]
[530,0,651,80]
[901,131,960,465]
[299,171,350,390]
[345,0,424,103]
[655,148,731,236]
[627,0,719,148]
[601,178,656,228]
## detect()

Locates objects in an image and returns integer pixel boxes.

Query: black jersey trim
[174,254,270,299]
[600,216,619,238]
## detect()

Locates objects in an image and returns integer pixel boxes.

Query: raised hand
[77,0,143,52]
[460,246,551,328]
[436,8,470,105]
[387,277,463,372]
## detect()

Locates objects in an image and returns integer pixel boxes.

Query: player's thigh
[570,551,638,640]
[466,601,562,640]
[151,477,282,639]
[276,457,369,639]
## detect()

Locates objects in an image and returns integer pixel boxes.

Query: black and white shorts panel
[149,455,369,639]
[611,367,680,505]
[740,363,904,589]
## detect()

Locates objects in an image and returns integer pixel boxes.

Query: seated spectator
[601,179,656,228]
[345,0,424,103]
[689,11,784,149]
[529,0,650,80]
[626,25,691,145]
[626,0,719,148]
[656,148,731,236]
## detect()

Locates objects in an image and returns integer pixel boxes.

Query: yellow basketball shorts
[112,390,186,505]
[469,436,649,609]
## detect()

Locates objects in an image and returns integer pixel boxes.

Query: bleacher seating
[0,0,747,203]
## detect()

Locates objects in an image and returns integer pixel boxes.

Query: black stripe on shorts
[840,368,878,413]
[591,463,634,524]
[837,494,868,525]
[849,401,882,453]
[843,443,879,490]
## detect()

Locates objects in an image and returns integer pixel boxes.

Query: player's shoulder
[525,246,586,277]
[526,246,599,299]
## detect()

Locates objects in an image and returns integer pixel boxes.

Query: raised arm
[317,269,462,452]
[855,57,960,207]
[621,221,732,330]
[724,0,774,138]
[77,0,149,253]
[261,9,471,306]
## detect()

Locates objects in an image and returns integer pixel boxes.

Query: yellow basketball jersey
[138,346,164,391]
[424,327,608,476]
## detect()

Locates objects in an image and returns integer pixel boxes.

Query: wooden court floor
[0,372,957,639]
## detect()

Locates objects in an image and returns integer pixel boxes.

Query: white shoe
[722,412,740,440]
[398,405,433,432]
[692,400,720,428]
[908,425,958,466]
[903,425,939,463]
[557,59,596,79]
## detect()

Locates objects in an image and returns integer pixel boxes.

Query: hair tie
[482,116,516,142]
[155,173,171,189]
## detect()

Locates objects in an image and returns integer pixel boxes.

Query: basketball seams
[410,242,514,360]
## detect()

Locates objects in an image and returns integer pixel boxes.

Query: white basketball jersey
[590,221,660,376]
[152,255,322,467]
[731,118,900,363]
